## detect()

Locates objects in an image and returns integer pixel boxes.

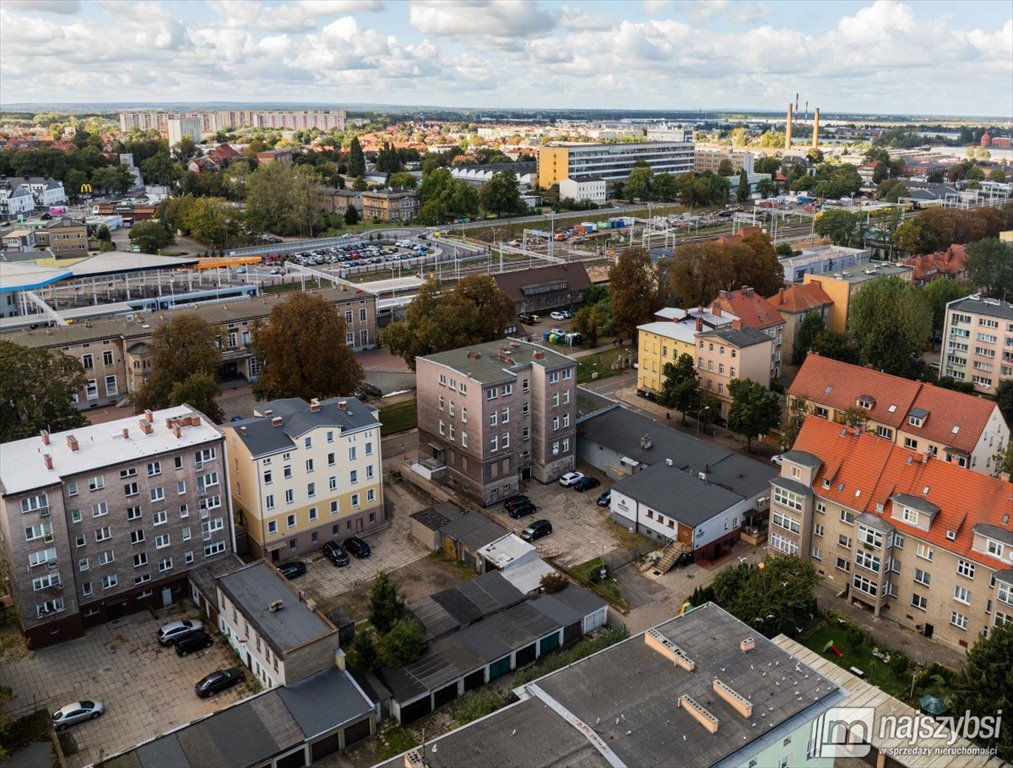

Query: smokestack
[812,108,820,149]
[785,104,793,150]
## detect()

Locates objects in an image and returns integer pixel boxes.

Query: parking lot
[3,609,253,768]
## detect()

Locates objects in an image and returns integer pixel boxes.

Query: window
[954,585,971,604]
[840,509,855,525]
[204,542,226,557]
[184,551,194,565]
[562,438,570,452]
[66,482,78,497]
[552,416,559,431]
[88,476,105,491]
[835,557,851,572]
[147,461,161,477]
[92,502,108,518]
[461,407,468,423]
[155,534,170,549]
[770,532,799,555]
[490,435,498,452]
[957,560,975,579]
[501,407,509,423]
[130,530,145,545]
[25,521,53,542]
[502,384,512,396]
[916,544,934,561]
[461,432,468,448]
[773,486,803,512]
[82,353,94,370]
[82,582,93,597]
[367,488,376,502]
[307,482,316,497]
[79,558,89,572]
[32,573,61,591]
[266,494,275,510]
[85,379,98,400]
[986,539,1005,559]
[287,514,296,529]
[149,487,164,502]
[36,598,65,617]
[309,507,318,522]
[950,611,968,630]
[903,437,918,450]
[102,574,118,590]
[28,548,57,568]
[914,568,931,586]
[349,469,358,485]
[852,573,878,597]
[70,508,82,523]
[268,520,278,535]
[502,432,510,448]
[855,550,881,573]
[123,481,139,497]
[838,534,852,549]
[152,510,167,526]
[439,395,445,411]
[351,493,360,508]
[330,500,339,515]
[489,411,498,427]
[159,558,173,573]
[814,523,824,537]
[182,526,191,541]
[486,388,497,401]
[95,526,111,542]
[75,535,85,548]
[902,507,919,525]
[857,526,883,548]
[284,489,294,504]
[133,552,148,568]
[772,511,801,534]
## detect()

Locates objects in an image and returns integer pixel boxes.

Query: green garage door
[489,655,511,681]
[539,632,560,656]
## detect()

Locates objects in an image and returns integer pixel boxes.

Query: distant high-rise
[118,109,346,135]
[166,117,202,147]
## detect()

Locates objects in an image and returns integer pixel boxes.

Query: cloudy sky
[1,0,1011,116]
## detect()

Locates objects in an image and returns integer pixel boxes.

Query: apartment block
[167,117,203,147]
[538,141,694,192]
[223,397,384,560]
[636,307,733,397]
[789,354,1010,475]
[0,406,232,647]
[765,282,834,364]
[942,294,1013,394]
[767,417,1013,653]
[802,263,913,334]
[710,287,785,381]
[361,190,419,222]
[5,287,377,409]
[696,322,773,421]
[36,216,88,258]
[119,110,346,134]
[416,340,577,507]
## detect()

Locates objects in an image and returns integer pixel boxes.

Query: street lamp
[696,406,710,438]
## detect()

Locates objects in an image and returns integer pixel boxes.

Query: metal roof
[67,251,199,279]
[441,512,508,552]
[0,260,73,293]
[230,397,379,458]
[277,667,375,739]
[611,461,745,527]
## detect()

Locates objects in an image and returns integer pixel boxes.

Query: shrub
[889,651,909,676]
[846,624,866,648]
[540,572,568,594]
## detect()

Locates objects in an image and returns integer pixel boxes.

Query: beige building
[693,148,750,173]
[636,307,734,397]
[765,283,834,364]
[709,287,785,381]
[941,294,1013,394]
[361,190,419,222]
[223,397,384,560]
[789,354,1010,475]
[35,216,88,258]
[4,287,378,410]
[768,417,1013,654]
[416,340,577,506]
[696,322,773,421]
[0,406,232,647]
[802,263,913,335]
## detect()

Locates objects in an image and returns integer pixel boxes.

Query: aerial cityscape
[0,1,1011,767]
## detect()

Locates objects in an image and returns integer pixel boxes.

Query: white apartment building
[167,118,203,147]
[942,294,1013,394]
[558,175,607,204]
[538,141,695,192]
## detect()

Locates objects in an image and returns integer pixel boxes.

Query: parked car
[770,454,784,466]
[344,536,371,558]
[322,541,350,567]
[520,519,553,542]
[559,471,585,487]
[596,490,611,507]
[573,476,601,492]
[176,630,214,657]
[354,383,383,399]
[278,561,307,579]
[158,619,204,646]
[508,500,538,519]
[561,309,575,319]
[503,495,531,513]
[517,312,535,325]
[195,668,245,698]
[550,311,568,321]
[52,700,104,731]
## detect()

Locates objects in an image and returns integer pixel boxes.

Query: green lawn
[379,400,417,436]
[575,347,635,383]
[568,558,628,612]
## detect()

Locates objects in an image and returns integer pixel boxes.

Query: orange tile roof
[766,283,834,314]
[899,245,968,279]
[710,287,784,331]
[789,355,1002,454]
[793,417,1012,569]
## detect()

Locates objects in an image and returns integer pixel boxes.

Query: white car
[157,619,204,646]
[770,454,784,466]
[550,311,568,321]
[559,471,585,487]
[52,700,104,731]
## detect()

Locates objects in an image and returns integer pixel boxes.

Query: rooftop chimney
[731,319,743,331]
[533,351,544,359]
[264,409,273,417]
[122,428,130,439]
[778,287,785,302]
[467,351,481,359]
[239,426,248,436]
[144,409,153,423]
[271,417,283,427]
[66,435,79,452]
[309,398,321,413]
[172,424,182,439]
[696,315,703,332]
[645,629,696,671]
[739,637,756,653]
[43,454,53,471]
[40,430,50,446]
[679,694,720,734]
[139,419,153,435]
[268,599,284,612]
[165,418,174,429]
[338,401,348,410]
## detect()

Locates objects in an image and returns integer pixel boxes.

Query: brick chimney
[338,401,348,411]
[122,428,130,439]
[271,417,283,427]
[66,435,79,452]
[165,418,174,429]
[43,454,53,470]
[144,409,153,423]
[139,419,153,435]
[172,424,182,438]
[731,319,743,331]
[40,430,50,446]
[696,315,703,332]
[778,287,785,303]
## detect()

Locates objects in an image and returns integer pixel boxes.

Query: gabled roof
[765,282,834,314]
[789,355,1005,453]
[793,418,1013,569]
[710,287,784,331]
[492,263,590,305]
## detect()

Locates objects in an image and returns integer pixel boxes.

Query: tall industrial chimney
[811,108,820,149]
[785,103,793,150]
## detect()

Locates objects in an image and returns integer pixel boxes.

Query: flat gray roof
[420,339,574,385]
[277,667,375,738]
[611,461,745,527]
[216,561,335,656]
[441,512,508,552]
[948,295,1013,321]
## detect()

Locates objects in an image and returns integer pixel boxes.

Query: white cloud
[409,0,554,37]
[4,0,80,14]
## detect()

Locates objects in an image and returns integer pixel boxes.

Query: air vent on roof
[268,599,284,612]
[271,417,283,427]
[679,694,720,734]
[640,435,653,449]
[713,679,753,718]
[645,629,695,671]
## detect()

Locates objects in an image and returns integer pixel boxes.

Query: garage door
[539,632,560,656]
[275,748,306,768]
[344,717,372,747]
[584,608,607,633]
[311,735,339,761]
[488,656,511,681]
[464,670,485,692]
[515,643,537,668]
[562,622,582,646]
[399,696,433,725]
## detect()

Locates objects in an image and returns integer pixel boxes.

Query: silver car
[157,619,204,646]
[52,700,104,730]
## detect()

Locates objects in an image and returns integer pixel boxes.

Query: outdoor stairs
[655,541,691,575]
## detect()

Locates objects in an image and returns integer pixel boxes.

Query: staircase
[655,541,692,574]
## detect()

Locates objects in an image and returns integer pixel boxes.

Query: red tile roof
[793,417,1012,569]
[710,287,784,331]
[899,244,968,279]
[789,354,1004,454]
[766,283,834,314]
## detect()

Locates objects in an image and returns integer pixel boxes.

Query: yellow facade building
[636,307,735,397]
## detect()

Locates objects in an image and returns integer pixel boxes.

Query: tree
[953,620,1013,761]
[793,311,827,365]
[140,151,181,187]
[0,614,30,760]
[348,629,379,672]
[173,135,197,161]
[733,232,784,297]
[252,292,363,401]
[989,168,1007,183]
[182,196,244,247]
[659,355,700,424]
[368,571,405,634]
[653,172,678,201]
[608,248,660,338]
[134,314,223,414]
[0,341,87,442]
[814,209,861,246]
[479,170,525,216]
[169,371,224,424]
[756,178,776,199]
[378,618,427,668]
[344,205,360,225]
[727,378,780,451]
[850,277,931,376]
[246,162,322,237]
[95,224,111,242]
[810,330,859,364]
[387,171,417,190]
[996,379,1013,427]
[927,170,945,183]
[662,241,733,307]
[894,218,938,255]
[921,278,973,336]
[129,220,174,254]
[717,158,735,176]
[966,238,1013,299]
[995,442,1013,481]
[877,179,908,202]
[736,169,750,204]
[572,303,610,347]
[348,136,366,178]
[625,165,654,201]
[780,395,809,450]
[711,556,819,638]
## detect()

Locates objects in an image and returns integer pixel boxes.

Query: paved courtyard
[2,608,252,768]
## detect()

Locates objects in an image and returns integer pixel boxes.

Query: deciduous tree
[378,618,427,668]
[849,277,931,375]
[572,304,610,347]
[792,311,827,365]
[966,238,1013,299]
[727,378,780,451]
[921,278,974,335]
[479,170,526,216]
[0,341,87,442]
[134,314,223,416]
[608,248,660,338]
[814,209,861,246]
[252,292,363,401]
[169,371,224,424]
[995,379,1013,427]
[625,164,653,201]
[953,620,1013,761]
[368,571,405,634]
[659,354,700,424]
[129,220,174,254]
[246,162,322,237]
[711,556,819,638]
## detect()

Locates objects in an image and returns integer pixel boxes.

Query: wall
[804,276,850,335]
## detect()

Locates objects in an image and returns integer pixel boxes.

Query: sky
[1,0,1011,117]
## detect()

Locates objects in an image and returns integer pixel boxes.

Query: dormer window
[903,507,919,525]
[857,395,875,409]
[909,416,923,427]
[951,425,960,435]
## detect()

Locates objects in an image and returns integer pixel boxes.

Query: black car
[521,519,553,542]
[344,536,371,559]
[354,383,383,399]
[596,490,611,507]
[517,312,536,325]
[573,476,601,492]
[175,630,213,657]
[503,495,531,513]
[322,541,350,567]
[278,561,307,579]
[195,668,245,698]
[508,500,538,519]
